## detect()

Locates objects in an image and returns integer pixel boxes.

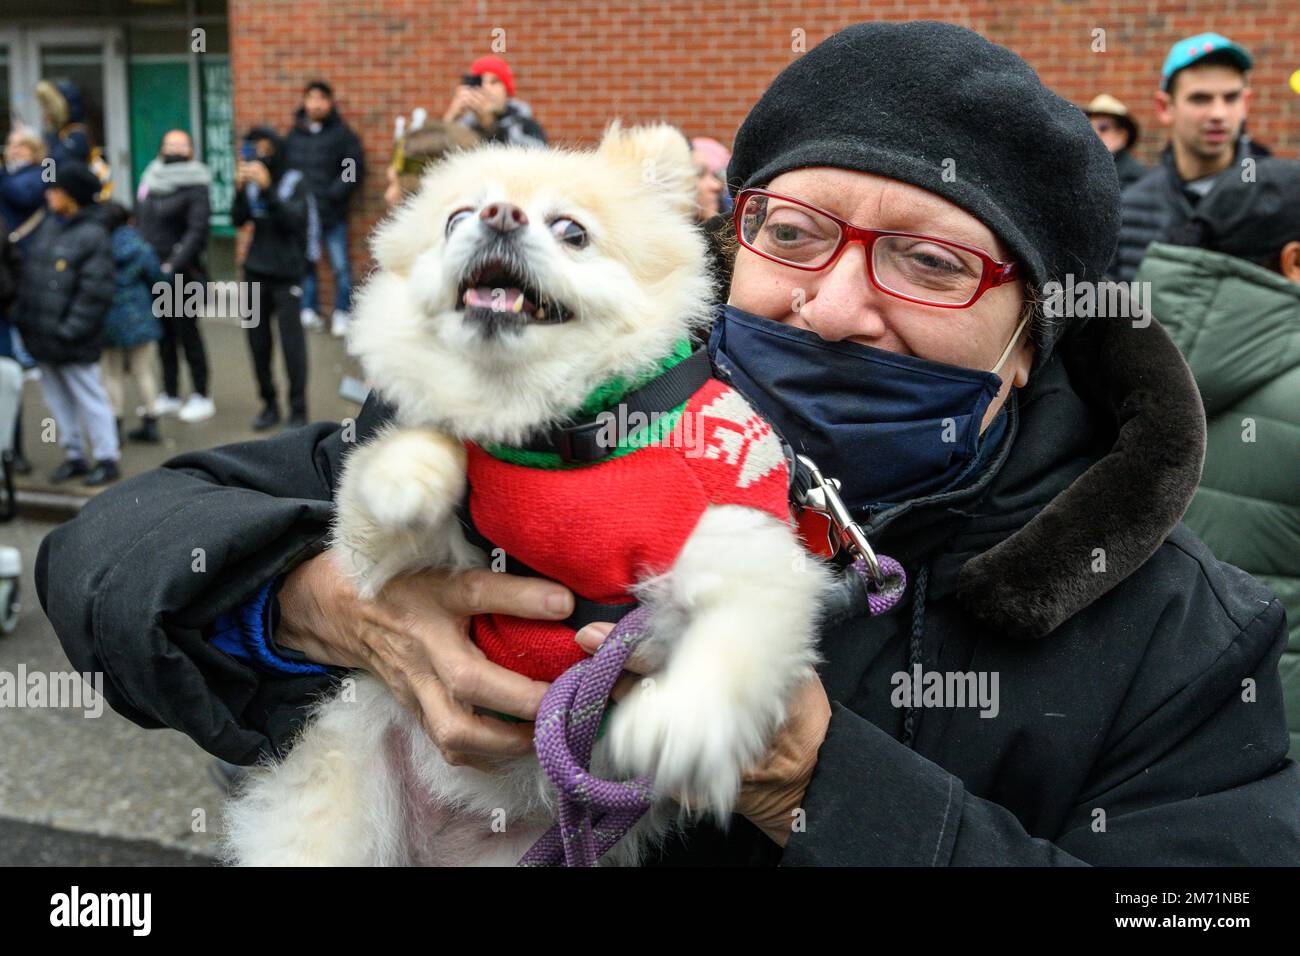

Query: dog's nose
[479,202,529,234]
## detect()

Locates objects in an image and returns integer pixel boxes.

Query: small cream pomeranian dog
[222,122,829,866]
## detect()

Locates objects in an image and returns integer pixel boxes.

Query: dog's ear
[597,120,697,217]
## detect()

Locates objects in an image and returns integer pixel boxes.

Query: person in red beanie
[442,54,547,147]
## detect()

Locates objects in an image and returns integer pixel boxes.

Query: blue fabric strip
[208,575,327,675]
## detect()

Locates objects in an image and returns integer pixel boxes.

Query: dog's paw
[605,668,768,822]
[351,429,466,531]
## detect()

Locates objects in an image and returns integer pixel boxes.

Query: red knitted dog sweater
[465,377,792,681]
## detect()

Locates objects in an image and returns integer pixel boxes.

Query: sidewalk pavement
[0,514,225,860]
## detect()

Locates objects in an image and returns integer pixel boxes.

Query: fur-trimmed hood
[35,79,85,129]
[860,311,1206,639]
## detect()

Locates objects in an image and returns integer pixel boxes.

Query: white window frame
[13,25,132,203]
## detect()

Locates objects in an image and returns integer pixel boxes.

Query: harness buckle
[792,454,885,585]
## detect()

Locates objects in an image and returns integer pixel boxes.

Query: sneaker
[177,393,216,423]
[251,405,281,431]
[300,307,323,331]
[82,459,121,487]
[126,416,161,444]
[331,310,351,338]
[284,411,309,429]
[151,393,183,416]
[49,458,89,483]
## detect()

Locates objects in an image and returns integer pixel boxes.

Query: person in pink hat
[442,54,547,148]
[690,136,731,220]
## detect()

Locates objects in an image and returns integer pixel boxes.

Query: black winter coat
[1109,137,1270,282]
[33,315,1300,865]
[136,183,211,281]
[1112,148,1146,191]
[14,208,113,365]
[231,173,309,281]
[283,108,365,226]
[0,234,20,308]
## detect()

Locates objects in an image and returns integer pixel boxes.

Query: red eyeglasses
[733,188,1019,309]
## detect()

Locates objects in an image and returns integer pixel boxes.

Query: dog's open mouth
[455,256,574,326]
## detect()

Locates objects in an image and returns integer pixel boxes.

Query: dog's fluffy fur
[222,123,829,866]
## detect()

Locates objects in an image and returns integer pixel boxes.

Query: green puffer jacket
[1139,242,1300,756]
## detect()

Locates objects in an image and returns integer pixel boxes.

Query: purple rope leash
[518,558,906,867]
[859,555,907,616]
[519,604,656,867]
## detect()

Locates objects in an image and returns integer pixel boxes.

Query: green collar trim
[483,338,695,470]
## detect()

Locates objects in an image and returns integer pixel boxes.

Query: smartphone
[240,142,256,161]
[461,73,482,87]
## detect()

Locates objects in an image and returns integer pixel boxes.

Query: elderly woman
[37,22,1299,865]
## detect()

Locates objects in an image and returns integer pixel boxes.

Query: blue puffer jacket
[0,162,47,234]
[104,225,163,350]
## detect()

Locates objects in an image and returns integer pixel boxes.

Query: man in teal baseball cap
[1110,31,1269,282]
[1160,32,1253,90]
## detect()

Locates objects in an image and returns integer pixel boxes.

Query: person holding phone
[442,55,547,148]
[232,126,313,432]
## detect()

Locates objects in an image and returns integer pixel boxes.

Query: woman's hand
[575,622,832,848]
[274,548,575,772]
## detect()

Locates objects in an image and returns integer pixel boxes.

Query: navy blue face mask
[707,304,1028,512]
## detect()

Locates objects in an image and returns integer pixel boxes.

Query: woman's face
[691,150,724,221]
[728,167,1035,430]
[5,133,35,167]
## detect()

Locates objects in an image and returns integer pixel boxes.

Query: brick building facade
[228,0,1299,291]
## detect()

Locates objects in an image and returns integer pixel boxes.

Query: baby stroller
[0,355,22,634]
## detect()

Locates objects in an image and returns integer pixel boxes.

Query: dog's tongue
[464,286,527,312]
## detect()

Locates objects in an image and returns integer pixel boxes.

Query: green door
[128,59,191,199]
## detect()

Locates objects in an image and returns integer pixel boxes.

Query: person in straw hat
[1084,93,1147,189]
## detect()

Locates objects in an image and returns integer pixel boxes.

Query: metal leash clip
[791,453,889,586]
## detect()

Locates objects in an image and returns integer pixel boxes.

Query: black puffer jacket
[13,207,113,364]
[1112,148,1146,191]
[231,171,309,281]
[33,310,1300,865]
[0,233,20,308]
[283,107,365,227]
[136,181,211,281]
[1109,137,1271,282]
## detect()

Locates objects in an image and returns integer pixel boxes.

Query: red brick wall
[229,0,1300,287]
